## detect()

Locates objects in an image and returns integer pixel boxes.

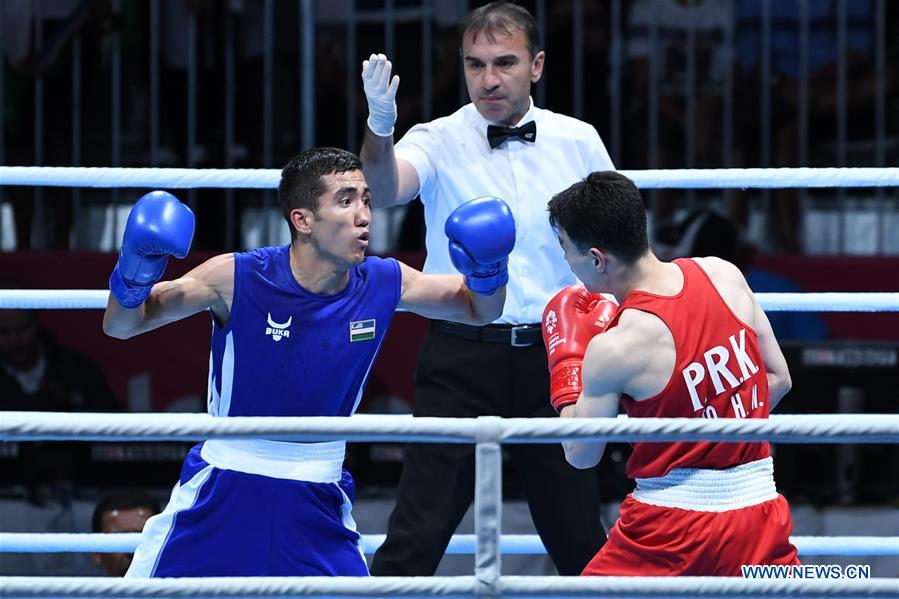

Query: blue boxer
[126,246,400,577]
[105,149,512,578]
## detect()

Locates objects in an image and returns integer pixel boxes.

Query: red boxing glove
[542,285,618,412]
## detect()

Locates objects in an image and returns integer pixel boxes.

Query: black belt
[431,320,542,347]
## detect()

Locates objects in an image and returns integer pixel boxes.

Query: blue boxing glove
[444,196,516,295]
[109,191,195,309]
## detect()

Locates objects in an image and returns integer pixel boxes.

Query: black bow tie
[487,120,537,149]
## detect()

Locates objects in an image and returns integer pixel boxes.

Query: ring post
[475,416,503,596]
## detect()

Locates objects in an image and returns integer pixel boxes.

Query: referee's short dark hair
[460,1,541,58]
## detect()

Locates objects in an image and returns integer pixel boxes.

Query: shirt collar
[470,97,536,132]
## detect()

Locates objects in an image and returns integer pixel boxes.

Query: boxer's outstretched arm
[396,195,513,323]
[104,254,233,339]
[397,263,504,326]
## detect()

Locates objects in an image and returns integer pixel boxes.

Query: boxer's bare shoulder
[602,308,676,402]
[691,256,756,325]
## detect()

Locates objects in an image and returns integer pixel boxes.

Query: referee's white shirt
[395,98,616,325]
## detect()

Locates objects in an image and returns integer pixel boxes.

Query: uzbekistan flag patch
[350,319,376,342]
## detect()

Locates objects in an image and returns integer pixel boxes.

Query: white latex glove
[361,53,400,137]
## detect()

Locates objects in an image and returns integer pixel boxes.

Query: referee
[360,1,615,576]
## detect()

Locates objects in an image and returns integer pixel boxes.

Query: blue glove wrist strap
[109,266,153,309]
[465,268,508,296]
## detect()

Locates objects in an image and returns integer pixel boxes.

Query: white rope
[436,534,899,557]
[757,293,899,312]
[626,167,899,189]
[0,290,109,309]
[2,532,896,557]
[0,412,477,443]
[0,575,894,598]
[0,533,141,553]
[1,413,896,444]
[0,167,281,189]
[2,289,897,312]
[2,166,897,189]
[499,414,899,444]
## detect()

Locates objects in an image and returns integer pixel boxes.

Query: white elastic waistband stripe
[200,439,345,483]
[633,457,778,512]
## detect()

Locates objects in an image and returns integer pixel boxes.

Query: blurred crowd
[1,0,896,253]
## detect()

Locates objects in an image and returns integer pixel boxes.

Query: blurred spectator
[0,307,119,413]
[0,280,121,501]
[655,208,828,341]
[1,0,111,78]
[732,0,890,253]
[90,490,160,576]
[625,0,734,229]
[157,0,230,248]
[544,0,613,127]
[158,0,225,164]
[1,0,118,249]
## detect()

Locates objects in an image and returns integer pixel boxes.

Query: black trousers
[370,329,606,576]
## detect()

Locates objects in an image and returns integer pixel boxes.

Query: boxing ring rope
[2,166,897,596]
[2,289,899,311]
[2,412,898,597]
[2,412,897,444]
[0,412,899,598]
[2,575,896,599]
[1,165,898,189]
[2,532,897,557]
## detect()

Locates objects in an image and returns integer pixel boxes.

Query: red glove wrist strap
[550,361,583,412]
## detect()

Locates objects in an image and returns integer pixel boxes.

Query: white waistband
[632,457,778,512]
[200,439,345,483]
